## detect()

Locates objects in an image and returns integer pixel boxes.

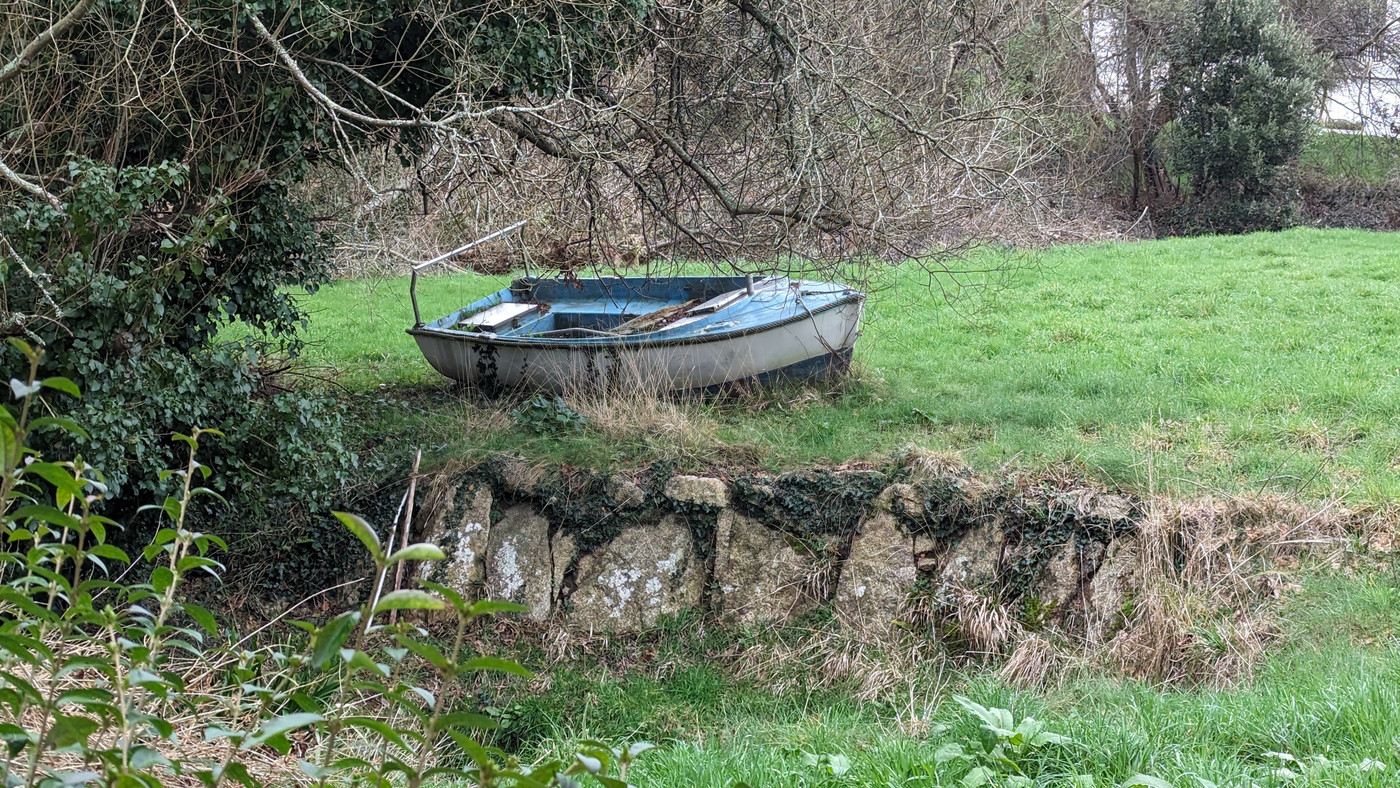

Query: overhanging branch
[0,155,62,210]
[0,0,98,88]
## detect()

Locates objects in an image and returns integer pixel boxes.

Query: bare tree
[2,0,1096,309]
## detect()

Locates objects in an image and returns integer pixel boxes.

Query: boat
[405,226,865,392]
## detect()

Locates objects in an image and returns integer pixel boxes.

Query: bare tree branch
[0,154,62,210]
[0,0,98,88]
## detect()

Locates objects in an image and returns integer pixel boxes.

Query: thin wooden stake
[389,449,422,625]
[365,489,409,632]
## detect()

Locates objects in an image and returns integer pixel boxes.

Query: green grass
[479,568,1400,788]
[295,227,1400,500]
[1301,132,1400,185]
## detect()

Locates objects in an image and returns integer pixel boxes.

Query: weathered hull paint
[410,297,864,392]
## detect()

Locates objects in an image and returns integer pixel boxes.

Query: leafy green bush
[1164,0,1323,233]
[925,696,1087,788]
[1,154,348,512]
[0,339,649,786]
[2,0,651,520]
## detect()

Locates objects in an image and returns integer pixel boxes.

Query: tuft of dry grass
[729,625,948,702]
[998,632,1074,690]
[1092,494,1397,686]
[562,386,722,465]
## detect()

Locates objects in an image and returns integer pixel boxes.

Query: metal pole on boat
[410,220,527,327]
[746,274,754,295]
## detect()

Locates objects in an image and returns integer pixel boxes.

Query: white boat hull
[410,298,864,392]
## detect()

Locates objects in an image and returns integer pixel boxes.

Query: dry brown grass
[1089,493,1391,686]
[728,625,949,702]
[733,488,1395,694]
[561,385,722,466]
[998,632,1076,690]
[12,640,316,786]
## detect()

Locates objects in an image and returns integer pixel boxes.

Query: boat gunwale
[407,287,864,350]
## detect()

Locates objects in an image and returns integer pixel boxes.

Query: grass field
[281,228,1400,787]
[296,227,1400,501]
[1302,132,1400,185]
[474,565,1400,788]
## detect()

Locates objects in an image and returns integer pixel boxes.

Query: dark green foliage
[512,394,591,435]
[892,475,983,544]
[1164,0,1323,233]
[0,349,646,786]
[997,482,1138,601]
[730,470,889,545]
[483,459,718,559]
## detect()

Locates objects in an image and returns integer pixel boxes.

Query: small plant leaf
[961,766,994,788]
[27,417,90,439]
[40,377,81,398]
[576,753,603,774]
[468,600,530,617]
[385,543,446,564]
[48,713,99,748]
[935,742,970,763]
[437,711,499,731]
[333,511,382,561]
[184,603,218,635]
[374,590,445,613]
[460,655,533,678]
[241,712,323,750]
[311,612,361,669]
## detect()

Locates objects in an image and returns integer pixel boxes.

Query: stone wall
[413,458,1142,636]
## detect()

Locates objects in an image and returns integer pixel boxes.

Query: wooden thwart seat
[459,301,544,331]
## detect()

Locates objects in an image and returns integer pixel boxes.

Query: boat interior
[426,275,857,341]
